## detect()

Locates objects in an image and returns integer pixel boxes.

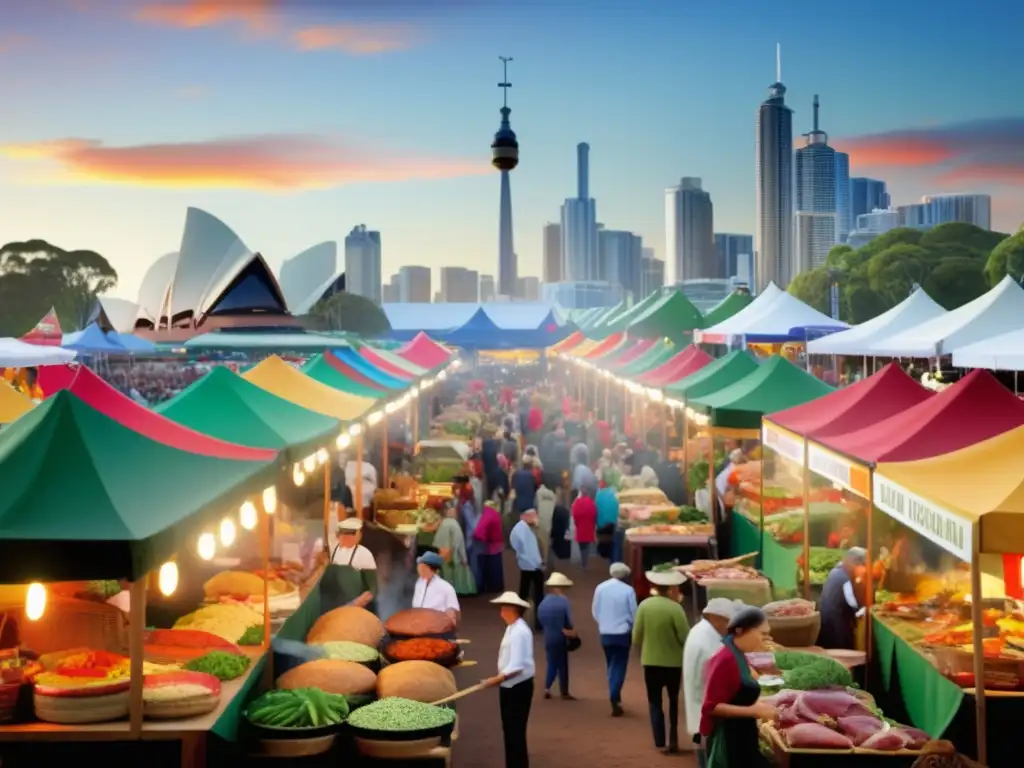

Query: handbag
[566,634,582,653]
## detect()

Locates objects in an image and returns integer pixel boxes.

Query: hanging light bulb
[220,518,237,547]
[349,424,362,438]
[262,486,277,515]
[240,501,258,530]
[336,433,351,450]
[25,582,46,621]
[197,532,216,561]
[316,448,329,466]
[367,411,383,426]
[293,466,306,486]
[302,454,316,473]
[158,562,179,597]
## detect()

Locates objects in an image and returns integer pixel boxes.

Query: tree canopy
[0,239,118,336]
[789,222,1014,323]
[300,291,392,336]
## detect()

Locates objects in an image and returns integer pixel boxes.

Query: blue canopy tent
[331,347,407,390]
[107,332,157,354]
[437,308,575,350]
[62,324,129,355]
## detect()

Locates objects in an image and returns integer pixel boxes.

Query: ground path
[450,552,698,767]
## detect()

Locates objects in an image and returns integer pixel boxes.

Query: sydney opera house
[97,208,345,341]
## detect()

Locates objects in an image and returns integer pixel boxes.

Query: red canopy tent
[19,308,63,347]
[636,345,713,388]
[818,369,1024,464]
[397,332,451,370]
[323,351,387,391]
[550,330,584,354]
[359,346,414,381]
[602,339,655,368]
[767,363,933,440]
[37,364,277,461]
[580,333,624,360]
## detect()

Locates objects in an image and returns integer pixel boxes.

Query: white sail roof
[807,288,946,356]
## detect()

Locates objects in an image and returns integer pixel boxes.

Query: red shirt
[473,506,505,556]
[527,406,544,433]
[570,496,598,544]
[699,645,743,737]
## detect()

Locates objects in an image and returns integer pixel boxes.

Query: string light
[348,424,363,437]
[336,433,351,450]
[302,454,316,473]
[316,448,329,466]
[25,582,46,621]
[240,501,258,529]
[262,486,277,515]
[367,411,384,426]
[197,532,216,561]
[158,562,179,596]
[220,518,237,547]
[292,466,306,486]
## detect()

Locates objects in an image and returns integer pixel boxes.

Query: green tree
[985,228,1024,286]
[301,291,392,336]
[866,243,929,306]
[919,222,1008,256]
[843,275,889,323]
[787,267,831,314]
[924,256,991,309]
[0,239,117,336]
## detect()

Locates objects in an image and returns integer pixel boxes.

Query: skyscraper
[834,152,851,243]
[714,233,754,280]
[543,223,563,283]
[598,229,643,298]
[479,274,496,302]
[398,266,431,303]
[561,143,599,281]
[640,253,665,297]
[899,194,992,230]
[755,44,794,290]
[491,57,519,298]
[343,224,382,304]
[439,267,479,302]
[850,178,890,222]
[665,177,717,282]
[794,95,838,273]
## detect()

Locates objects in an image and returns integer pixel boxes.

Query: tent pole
[864,478,875,687]
[382,413,390,492]
[970,522,988,765]
[801,440,811,599]
[324,463,332,548]
[355,434,365,518]
[127,578,147,736]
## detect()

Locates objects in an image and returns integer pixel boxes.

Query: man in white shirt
[682,598,741,764]
[331,518,378,569]
[592,562,638,716]
[412,552,460,624]
[483,591,536,768]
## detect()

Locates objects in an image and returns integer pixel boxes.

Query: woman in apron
[432,502,477,596]
[699,606,776,768]
[320,518,378,613]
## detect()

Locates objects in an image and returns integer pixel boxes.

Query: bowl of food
[382,638,462,668]
[345,697,456,742]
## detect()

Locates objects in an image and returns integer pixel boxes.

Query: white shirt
[345,461,378,508]
[331,544,377,570]
[412,576,460,614]
[497,617,535,687]
[591,578,638,635]
[843,580,866,618]
[682,619,723,736]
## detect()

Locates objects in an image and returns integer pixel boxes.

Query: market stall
[395,333,454,371]
[0,380,31,425]
[625,290,705,345]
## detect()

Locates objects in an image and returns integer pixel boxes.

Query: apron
[705,639,768,768]
[320,545,374,614]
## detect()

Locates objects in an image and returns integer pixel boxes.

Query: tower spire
[498,56,513,109]
[813,94,819,132]
[776,43,782,82]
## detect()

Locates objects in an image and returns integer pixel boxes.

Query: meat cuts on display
[784,722,854,749]
[859,730,908,751]
[794,689,873,721]
[837,715,885,745]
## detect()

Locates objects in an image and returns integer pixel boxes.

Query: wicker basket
[34,689,129,724]
[766,613,822,648]
[0,681,21,722]
[145,692,220,719]
[12,596,126,654]
[377,508,419,530]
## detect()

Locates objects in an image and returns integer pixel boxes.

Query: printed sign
[807,444,871,498]
[873,474,973,563]
[762,422,803,464]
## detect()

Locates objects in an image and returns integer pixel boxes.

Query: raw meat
[891,727,929,749]
[785,723,854,749]
[860,730,908,751]
[837,715,885,745]
[797,689,873,720]
[761,689,801,708]
[777,705,805,729]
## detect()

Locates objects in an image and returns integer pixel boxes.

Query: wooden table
[625,533,716,599]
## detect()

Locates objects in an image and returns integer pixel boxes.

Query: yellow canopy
[876,424,1024,557]
[243,355,375,421]
[569,339,598,357]
[0,380,32,424]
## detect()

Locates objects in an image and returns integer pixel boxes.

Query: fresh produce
[763,599,816,618]
[775,650,853,691]
[246,687,350,729]
[376,661,456,703]
[682,559,760,582]
[307,606,386,647]
[174,603,264,643]
[384,637,459,663]
[238,625,265,646]
[50,650,126,680]
[204,571,266,599]
[277,659,377,696]
[676,505,707,523]
[143,671,221,702]
[384,608,456,638]
[346,697,456,732]
[803,547,844,585]
[83,580,121,601]
[859,730,908,751]
[617,488,669,506]
[317,641,379,663]
[184,651,251,680]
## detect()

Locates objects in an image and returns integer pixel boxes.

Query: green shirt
[632,595,690,668]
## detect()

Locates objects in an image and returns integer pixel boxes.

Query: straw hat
[646,569,687,587]
[545,572,574,588]
[490,591,531,610]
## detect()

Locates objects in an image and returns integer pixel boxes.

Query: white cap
[338,518,363,532]
[646,570,686,587]
[490,591,531,609]
[545,572,574,588]
[704,597,741,619]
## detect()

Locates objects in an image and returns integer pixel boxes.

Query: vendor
[818,546,867,650]
[321,518,377,610]
[413,551,461,625]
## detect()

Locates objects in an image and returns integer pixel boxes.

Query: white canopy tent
[0,338,77,367]
[952,328,1024,371]
[695,283,847,344]
[806,288,946,356]
[870,275,1024,358]
[693,283,783,343]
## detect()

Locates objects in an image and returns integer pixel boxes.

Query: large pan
[381,637,463,668]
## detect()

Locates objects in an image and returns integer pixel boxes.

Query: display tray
[760,721,927,759]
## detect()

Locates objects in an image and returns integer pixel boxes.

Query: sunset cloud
[0,135,485,191]
[291,24,417,54]
[135,0,275,33]
[0,35,31,54]
[836,118,1024,186]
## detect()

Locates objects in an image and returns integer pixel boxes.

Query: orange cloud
[0,35,31,54]
[291,24,417,54]
[0,135,485,191]
[937,164,1024,186]
[836,136,954,168]
[135,0,276,32]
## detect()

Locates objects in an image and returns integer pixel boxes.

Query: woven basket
[766,613,822,647]
[34,689,129,724]
[144,692,220,719]
[13,596,126,655]
[0,681,21,722]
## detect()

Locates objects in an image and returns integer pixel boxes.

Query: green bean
[184,650,251,680]
[347,697,456,732]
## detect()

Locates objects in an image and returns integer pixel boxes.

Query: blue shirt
[510,520,543,572]
[596,488,620,529]
[591,578,637,635]
[536,594,573,646]
[572,464,597,493]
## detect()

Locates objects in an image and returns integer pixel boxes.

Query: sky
[1,0,1023,301]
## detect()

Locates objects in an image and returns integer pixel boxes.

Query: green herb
[316,641,379,663]
[347,697,456,732]
[184,650,251,681]
[86,580,121,599]
[238,625,264,646]
[676,506,707,523]
[775,650,852,690]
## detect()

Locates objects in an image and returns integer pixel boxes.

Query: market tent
[580,332,625,360]
[701,291,755,328]
[62,323,128,355]
[586,335,632,365]
[871,275,1024,358]
[952,327,1024,371]
[438,307,574,350]
[876,424,1024,555]
[243,355,376,420]
[579,304,618,333]
[483,303,567,330]
[550,330,585,354]
[382,303,477,337]
[584,300,630,338]
[19,308,63,346]
[157,366,339,459]
[0,390,279,582]
[819,369,1024,464]
[697,288,846,344]
[322,350,388,392]
[601,338,655,369]
[665,350,759,401]
[636,346,714,388]
[689,355,834,429]
[767,363,933,440]
[806,288,946,356]
[183,331,346,352]
[38,364,278,461]
[0,337,76,367]
[358,346,417,380]
[627,291,705,341]
[302,355,387,398]
[594,292,665,338]
[0,381,32,424]
[397,332,452,370]
[107,332,157,354]
[616,341,677,377]
[693,283,784,343]
[362,346,427,377]
[333,347,407,389]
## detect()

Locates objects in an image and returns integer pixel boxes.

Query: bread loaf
[276,659,377,695]
[376,660,456,703]
[306,606,386,647]
[384,608,455,637]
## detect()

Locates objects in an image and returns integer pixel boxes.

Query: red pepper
[54,666,109,678]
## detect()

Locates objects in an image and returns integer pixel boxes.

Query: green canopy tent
[700,291,754,328]
[591,292,665,339]
[615,341,677,377]
[302,355,386,399]
[583,300,629,338]
[157,366,341,461]
[627,290,705,343]
[665,349,759,400]
[0,390,279,582]
[688,355,834,430]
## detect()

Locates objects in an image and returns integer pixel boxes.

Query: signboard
[807,443,871,498]
[19,308,63,347]
[872,474,973,563]
[761,421,803,464]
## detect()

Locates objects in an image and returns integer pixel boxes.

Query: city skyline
[0,1,1021,300]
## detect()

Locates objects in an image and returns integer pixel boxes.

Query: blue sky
[1,0,1022,299]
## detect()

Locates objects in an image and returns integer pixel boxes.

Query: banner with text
[872,474,973,563]
[762,421,804,465]
[807,443,871,498]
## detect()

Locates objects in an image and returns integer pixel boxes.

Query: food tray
[253,734,337,757]
[761,720,929,757]
[247,718,345,741]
